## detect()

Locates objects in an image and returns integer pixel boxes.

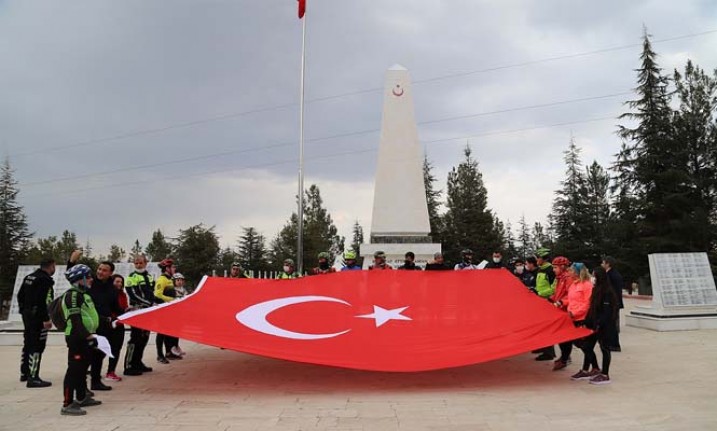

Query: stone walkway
[1,298,715,431]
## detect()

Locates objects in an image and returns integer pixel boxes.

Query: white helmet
[172,272,185,280]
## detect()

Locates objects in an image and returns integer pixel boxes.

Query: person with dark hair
[534,248,556,361]
[67,251,119,391]
[601,256,624,351]
[17,257,56,387]
[484,251,508,269]
[105,274,128,382]
[521,257,539,292]
[124,254,157,376]
[229,262,250,278]
[579,267,619,385]
[369,251,392,270]
[398,251,421,270]
[455,249,479,270]
[425,252,451,271]
[154,258,180,363]
[311,252,336,275]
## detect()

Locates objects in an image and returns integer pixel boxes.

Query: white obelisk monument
[360,65,441,268]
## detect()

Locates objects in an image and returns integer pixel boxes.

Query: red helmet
[159,258,174,269]
[552,256,571,266]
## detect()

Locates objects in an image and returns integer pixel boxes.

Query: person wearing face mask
[369,251,392,270]
[341,250,362,271]
[398,252,421,270]
[311,252,336,275]
[484,251,508,269]
[123,254,157,376]
[454,249,480,270]
[278,258,299,279]
[17,257,56,388]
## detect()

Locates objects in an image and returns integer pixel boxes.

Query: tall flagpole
[297,8,307,275]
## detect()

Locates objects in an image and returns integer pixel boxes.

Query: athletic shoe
[123,368,143,376]
[587,368,602,377]
[20,375,28,382]
[90,381,112,391]
[105,372,122,382]
[535,353,555,361]
[165,353,182,360]
[171,346,184,357]
[26,378,52,388]
[552,360,568,371]
[61,403,86,416]
[570,370,592,381]
[138,363,153,372]
[178,347,187,356]
[77,396,102,407]
[157,356,170,364]
[589,373,611,385]
[86,389,95,397]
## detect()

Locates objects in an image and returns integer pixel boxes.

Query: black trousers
[580,332,611,375]
[90,321,111,383]
[107,325,125,373]
[156,333,166,358]
[124,327,150,370]
[63,336,90,406]
[21,314,48,379]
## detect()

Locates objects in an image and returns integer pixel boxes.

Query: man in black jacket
[398,252,421,270]
[17,257,56,387]
[484,251,508,270]
[425,252,451,271]
[602,256,624,352]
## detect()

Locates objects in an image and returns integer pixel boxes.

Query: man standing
[534,248,557,361]
[484,251,508,269]
[602,256,624,352]
[398,252,421,270]
[229,262,250,279]
[311,252,336,275]
[455,249,479,270]
[278,259,299,279]
[368,251,392,270]
[341,250,362,271]
[425,252,450,271]
[123,254,157,376]
[18,257,55,387]
[520,257,539,293]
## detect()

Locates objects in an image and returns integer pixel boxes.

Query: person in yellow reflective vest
[278,259,299,279]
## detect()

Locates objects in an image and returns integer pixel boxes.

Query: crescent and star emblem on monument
[392,84,404,97]
[235,295,412,340]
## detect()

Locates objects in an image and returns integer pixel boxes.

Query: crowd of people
[16,247,625,415]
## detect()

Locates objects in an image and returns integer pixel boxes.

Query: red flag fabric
[298,0,306,18]
[120,270,590,372]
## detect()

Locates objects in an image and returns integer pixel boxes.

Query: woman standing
[106,274,128,382]
[578,267,619,385]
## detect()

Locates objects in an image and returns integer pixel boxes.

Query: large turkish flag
[119,270,590,372]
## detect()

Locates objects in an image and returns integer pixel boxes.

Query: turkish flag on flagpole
[298,0,306,18]
[119,271,591,372]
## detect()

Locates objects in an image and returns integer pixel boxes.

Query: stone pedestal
[626,253,717,331]
[360,243,441,269]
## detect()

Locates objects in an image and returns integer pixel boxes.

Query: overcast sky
[1,0,716,258]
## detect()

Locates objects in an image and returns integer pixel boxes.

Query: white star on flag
[356,306,412,328]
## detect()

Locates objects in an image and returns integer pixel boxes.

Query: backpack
[48,294,67,331]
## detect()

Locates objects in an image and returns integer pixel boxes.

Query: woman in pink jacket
[567,263,600,381]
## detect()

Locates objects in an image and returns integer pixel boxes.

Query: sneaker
[123,368,143,376]
[552,360,568,371]
[589,373,611,385]
[61,403,86,416]
[90,381,112,391]
[165,353,182,360]
[26,378,52,388]
[86,389,95,397]
[177,347,187,356]
[609,346,622,352]
[20,375,28,382]
[570,370,593,381]
[535,353,556,361]
[138,363,153,372]
[171,346,183,357]
[587,368,601,377]
[77,396,102,407]
[105,372,122,382]
[157,356,170,364]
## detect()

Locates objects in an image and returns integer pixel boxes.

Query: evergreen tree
[350,220,364,267]
[271,185,342,272]
[423,154,443,242]
[517,214,533,260]
[503,219,518,260]
[56,230,79,263]
[108,244,126,262]
[0,158,33,299]
[551,136,589,258]
[216,247,240,276]
[238,227,269,272]
[532,222,549,251]
[129,239,143,261]
[175,224,220,287]
[583,161,611,263]
[442,145,502,263]
[145,229,173,261]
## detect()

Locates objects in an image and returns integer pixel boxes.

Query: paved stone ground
[1,297,715,431]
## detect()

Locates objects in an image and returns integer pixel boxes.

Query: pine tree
[532,222,549,251]
[145,229,173,261]
[504,220,518,260]
[442,145,501,263]
[517,214,533,260]
[271,185,342,272]
[551,136,589,258]
[0,158,33,298]
[175,224,220,287]
[129,240,143,261]
[423,154,443,242]
[56,230,79,263]
[108,244,126,262]
[583,161,611,263]
[350,221,364,254]
[216,247,240,276]
[238,227,269,272]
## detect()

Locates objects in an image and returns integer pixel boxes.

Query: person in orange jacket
[549,256,573,371]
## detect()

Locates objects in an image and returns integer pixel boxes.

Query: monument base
[626,306,717,331]
[360,243,441,269]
